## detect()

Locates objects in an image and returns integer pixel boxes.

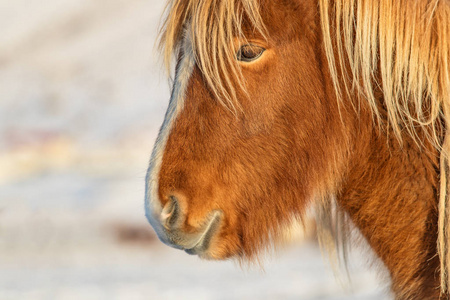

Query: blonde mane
[160,0,450,293]
[319,0,450,293]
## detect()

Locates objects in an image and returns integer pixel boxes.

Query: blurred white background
[0,0,390,299]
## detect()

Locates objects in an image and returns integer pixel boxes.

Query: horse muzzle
[146,195,223,256]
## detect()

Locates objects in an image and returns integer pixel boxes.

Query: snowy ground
[0,0,391,299]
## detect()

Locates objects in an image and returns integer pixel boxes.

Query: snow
[0,0,391,299]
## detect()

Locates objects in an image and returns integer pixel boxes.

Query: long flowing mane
[159,0,450,293]
[320,0,450,292]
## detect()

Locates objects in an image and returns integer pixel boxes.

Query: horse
[144,0,450,298]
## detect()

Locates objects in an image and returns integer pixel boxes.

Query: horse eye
[236,44,265,62]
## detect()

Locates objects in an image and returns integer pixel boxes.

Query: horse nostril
[161,195,181,229]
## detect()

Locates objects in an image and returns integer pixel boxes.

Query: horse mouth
[148,203,223,257]
[184,210,223,256]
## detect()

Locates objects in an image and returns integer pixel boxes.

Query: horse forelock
[159,0,267,112]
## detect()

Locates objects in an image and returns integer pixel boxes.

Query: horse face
[146,0,349,260]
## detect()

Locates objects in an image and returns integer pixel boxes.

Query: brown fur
[339,117,441,298]
[150,0,449,298]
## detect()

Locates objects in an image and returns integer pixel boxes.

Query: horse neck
[338,116,442,299]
